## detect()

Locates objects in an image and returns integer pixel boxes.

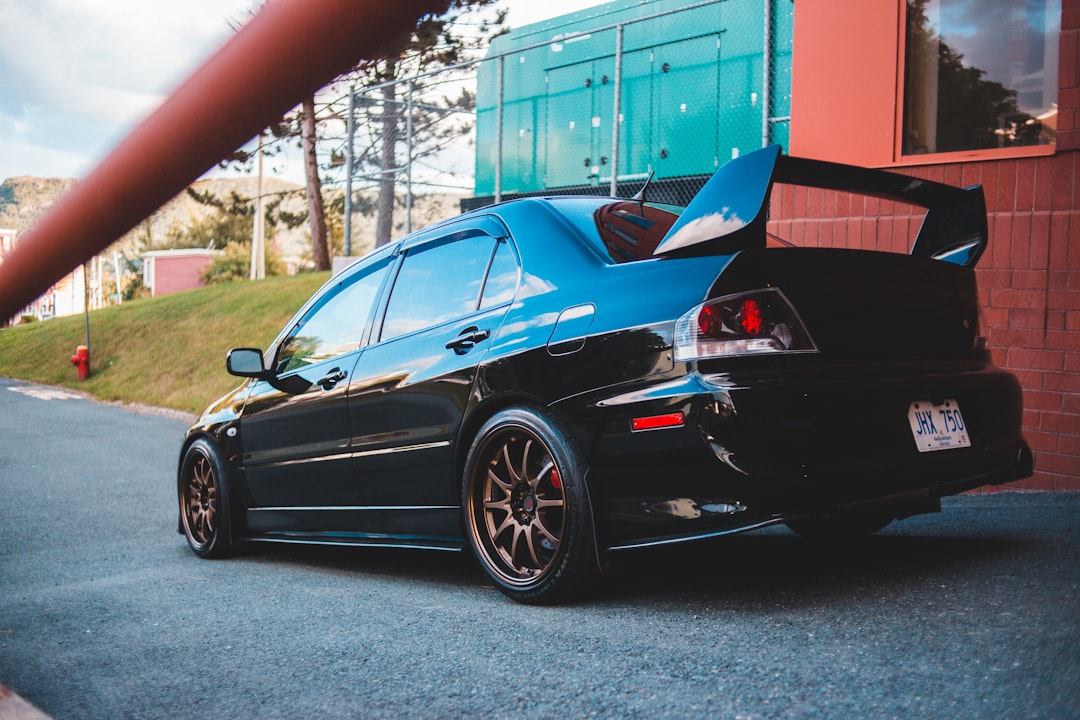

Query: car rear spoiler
[653,145,988,267]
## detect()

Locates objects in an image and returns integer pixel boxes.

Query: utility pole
[82,261,91,374]
[344,86,355,256]
[113,248,123,304]
[250,132,266,280]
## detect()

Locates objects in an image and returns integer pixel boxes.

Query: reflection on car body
[178,145,1032,604]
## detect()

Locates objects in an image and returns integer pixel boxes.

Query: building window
[902,0,1060,156]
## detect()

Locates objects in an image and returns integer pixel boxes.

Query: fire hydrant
[70,345,91,381]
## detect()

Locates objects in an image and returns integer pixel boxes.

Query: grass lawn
[0,272,330,415]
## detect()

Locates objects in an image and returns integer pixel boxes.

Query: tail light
[674,288,818,361]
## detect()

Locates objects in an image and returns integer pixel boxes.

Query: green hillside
[0,272,330,415]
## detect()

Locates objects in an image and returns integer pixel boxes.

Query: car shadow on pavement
[599,526,1035,608]
[200,522,1035,607]
[234,543,485,589]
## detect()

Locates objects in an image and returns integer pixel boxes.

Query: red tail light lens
[739,299,763,334]
[697,304,724,336]
[675,288,818,361]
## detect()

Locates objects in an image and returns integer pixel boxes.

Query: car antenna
[630,170,655,212]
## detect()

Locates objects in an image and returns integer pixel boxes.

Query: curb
[0,685,52,720]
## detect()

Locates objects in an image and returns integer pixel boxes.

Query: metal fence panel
[334,0,793,250]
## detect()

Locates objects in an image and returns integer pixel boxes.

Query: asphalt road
[0,376,1077,720]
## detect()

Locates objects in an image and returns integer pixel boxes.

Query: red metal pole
[0,0,447,322]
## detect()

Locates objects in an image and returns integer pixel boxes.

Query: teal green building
[474,0,793,198]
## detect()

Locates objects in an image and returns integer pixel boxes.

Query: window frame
[372,216,518,345]
[478,237,522,310]
[269,245,396,375]
[787,0,1061,168]
[893,0,1059,166]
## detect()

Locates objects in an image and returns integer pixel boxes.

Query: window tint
[903,0,1059,155]
[381,232,495,340]
[276,257,391,373]
[480,239,519,309]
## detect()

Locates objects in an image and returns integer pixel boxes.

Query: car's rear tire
[179,438,234,558]
[785,514,892,542]
[463,407,599,604]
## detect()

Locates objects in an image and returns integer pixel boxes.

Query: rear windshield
[551,198,684,264]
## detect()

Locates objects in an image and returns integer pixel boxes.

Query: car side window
[479,239,519,309]
[275,257,392,374]
[380,232,496,341]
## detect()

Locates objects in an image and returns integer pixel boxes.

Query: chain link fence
[331,0,792,253]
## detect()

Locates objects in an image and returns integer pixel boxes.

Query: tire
[179,438,234,558]
[462,407,599,604]
[785,514,892,543]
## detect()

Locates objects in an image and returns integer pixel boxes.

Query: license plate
[908,399,971,452]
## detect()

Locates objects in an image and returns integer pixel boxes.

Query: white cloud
[0,0,255,179]
[0,0,597,182]
[0,120,92,180]
[660,210,748,253]
[2,0,251,94]
[505,0,597,28]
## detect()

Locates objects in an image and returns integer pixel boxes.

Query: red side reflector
[631,412,685,432]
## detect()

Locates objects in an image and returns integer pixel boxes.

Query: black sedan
[178,145,1032,603]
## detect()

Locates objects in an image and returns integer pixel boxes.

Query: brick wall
[1059,0,1080,152]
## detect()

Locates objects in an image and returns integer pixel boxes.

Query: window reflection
[480,240,519,309]
[903,0,1059,155]
[275,258,390,373]
[381,233,495,340]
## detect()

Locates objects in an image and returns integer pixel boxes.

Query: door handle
[316,367,347,390]
[445,326,491,355]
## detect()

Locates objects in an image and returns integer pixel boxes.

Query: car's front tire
[179,438,234,558]
[463,407,599,604]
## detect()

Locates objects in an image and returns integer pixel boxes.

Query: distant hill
[0,177,79,231]
[0,174,310,258]
[0,174,465,263]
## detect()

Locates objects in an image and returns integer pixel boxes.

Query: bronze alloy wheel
[182,451,217,549]
[179,438,233,558]
[473,427,566,584]
[464,407,598,604]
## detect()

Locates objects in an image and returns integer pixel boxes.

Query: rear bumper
[568,361,1032,550]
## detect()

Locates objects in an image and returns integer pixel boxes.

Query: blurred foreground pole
[0,0,447,321]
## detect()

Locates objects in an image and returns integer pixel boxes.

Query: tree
[904,0,1034,155]
[345,0,506,248]
[301,96,331,271]
[200,240,285,285]
[173,188,297,284]
[934,42,1027,151]
[213,2,503,261]
[175,187,304,250]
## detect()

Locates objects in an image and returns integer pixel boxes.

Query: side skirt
[242,505,464,551]
[244,534,466,552]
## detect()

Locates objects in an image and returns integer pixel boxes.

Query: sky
[0,0,598,185]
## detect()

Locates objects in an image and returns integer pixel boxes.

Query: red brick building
[141,249,217,298]
[771,0,1078,490]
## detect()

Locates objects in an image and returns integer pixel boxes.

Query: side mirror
[226,347,267,378]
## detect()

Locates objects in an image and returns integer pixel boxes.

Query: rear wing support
[774,154,988,267]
